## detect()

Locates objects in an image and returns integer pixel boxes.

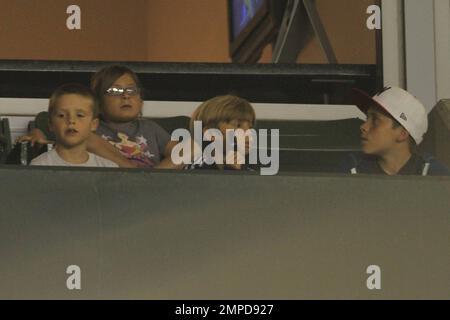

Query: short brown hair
[190,95,256,133]
[48,83,98,119]
[90,65,142,113]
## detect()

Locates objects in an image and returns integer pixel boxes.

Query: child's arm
[86,133,137,168]
[163,140,179,159]
[154,141,184,169]
[154,140,191,169]
[17,112,54,146]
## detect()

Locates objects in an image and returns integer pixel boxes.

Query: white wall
[383,0,450,109]
[434,0,450,100]
[382,0,406,88]
[0,98,365,120]
[404,0,450,111]
[405,0,437,112]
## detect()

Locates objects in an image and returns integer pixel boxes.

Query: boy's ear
[396,127,410,143]
[48,120,54,133]
[90,118,99,132]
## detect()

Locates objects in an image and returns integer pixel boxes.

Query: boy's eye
[77,113,85,117]
[229,120,239,127]
[237,121,252,129]
[367,115,376,124]
[373,117,380,125]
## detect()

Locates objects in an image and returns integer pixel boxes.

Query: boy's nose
[67,116,76,124]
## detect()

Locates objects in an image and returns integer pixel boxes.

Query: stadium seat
[151,116,190,134]
[255,118,363,172]
[0,118,12,164]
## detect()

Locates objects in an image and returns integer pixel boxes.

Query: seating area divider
[0,167,449,299]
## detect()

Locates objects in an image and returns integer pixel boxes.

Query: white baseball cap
[352,86,428,145]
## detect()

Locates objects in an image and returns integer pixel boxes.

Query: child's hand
[119,159,140,169]
[155,157,185,169]
[16,129,53,146]
[225,150,246,170]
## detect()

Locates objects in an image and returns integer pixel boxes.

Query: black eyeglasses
[105,86,140,96]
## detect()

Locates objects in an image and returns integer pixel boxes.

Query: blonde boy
[186,95,256,170]
[31,84,117,167]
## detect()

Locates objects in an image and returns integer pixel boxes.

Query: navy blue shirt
[339,153,450,176]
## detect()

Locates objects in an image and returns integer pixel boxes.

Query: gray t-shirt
[31,149,118,167]
[96,119,170,168]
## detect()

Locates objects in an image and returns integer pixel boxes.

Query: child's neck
[377,147,412,175]
[55,144,90,164]
[103,118,136,130]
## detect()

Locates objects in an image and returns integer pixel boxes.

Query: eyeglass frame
[104,86,141,97]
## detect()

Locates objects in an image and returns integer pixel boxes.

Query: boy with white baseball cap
[340,86,449,176]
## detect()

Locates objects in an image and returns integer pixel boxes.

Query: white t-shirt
[30,149,118,168]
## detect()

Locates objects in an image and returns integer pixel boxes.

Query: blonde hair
[190,95,256,133]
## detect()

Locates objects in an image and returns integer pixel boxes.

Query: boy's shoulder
[87,152,119,168]
[30,149,118,168]
[30,149,64,166]
[339,152,450,176]
[338,152,379,174]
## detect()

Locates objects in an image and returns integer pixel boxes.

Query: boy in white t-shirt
[31,84,118,168]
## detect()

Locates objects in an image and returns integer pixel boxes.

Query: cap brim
[351,88,390,116]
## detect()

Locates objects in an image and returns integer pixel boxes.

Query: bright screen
[231,0,265,40]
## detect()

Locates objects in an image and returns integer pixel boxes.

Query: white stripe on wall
[0,98,366,121]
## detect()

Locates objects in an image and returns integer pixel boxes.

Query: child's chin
[361,145,374,155]
[115,114,139,122]
[58,139,84,148]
